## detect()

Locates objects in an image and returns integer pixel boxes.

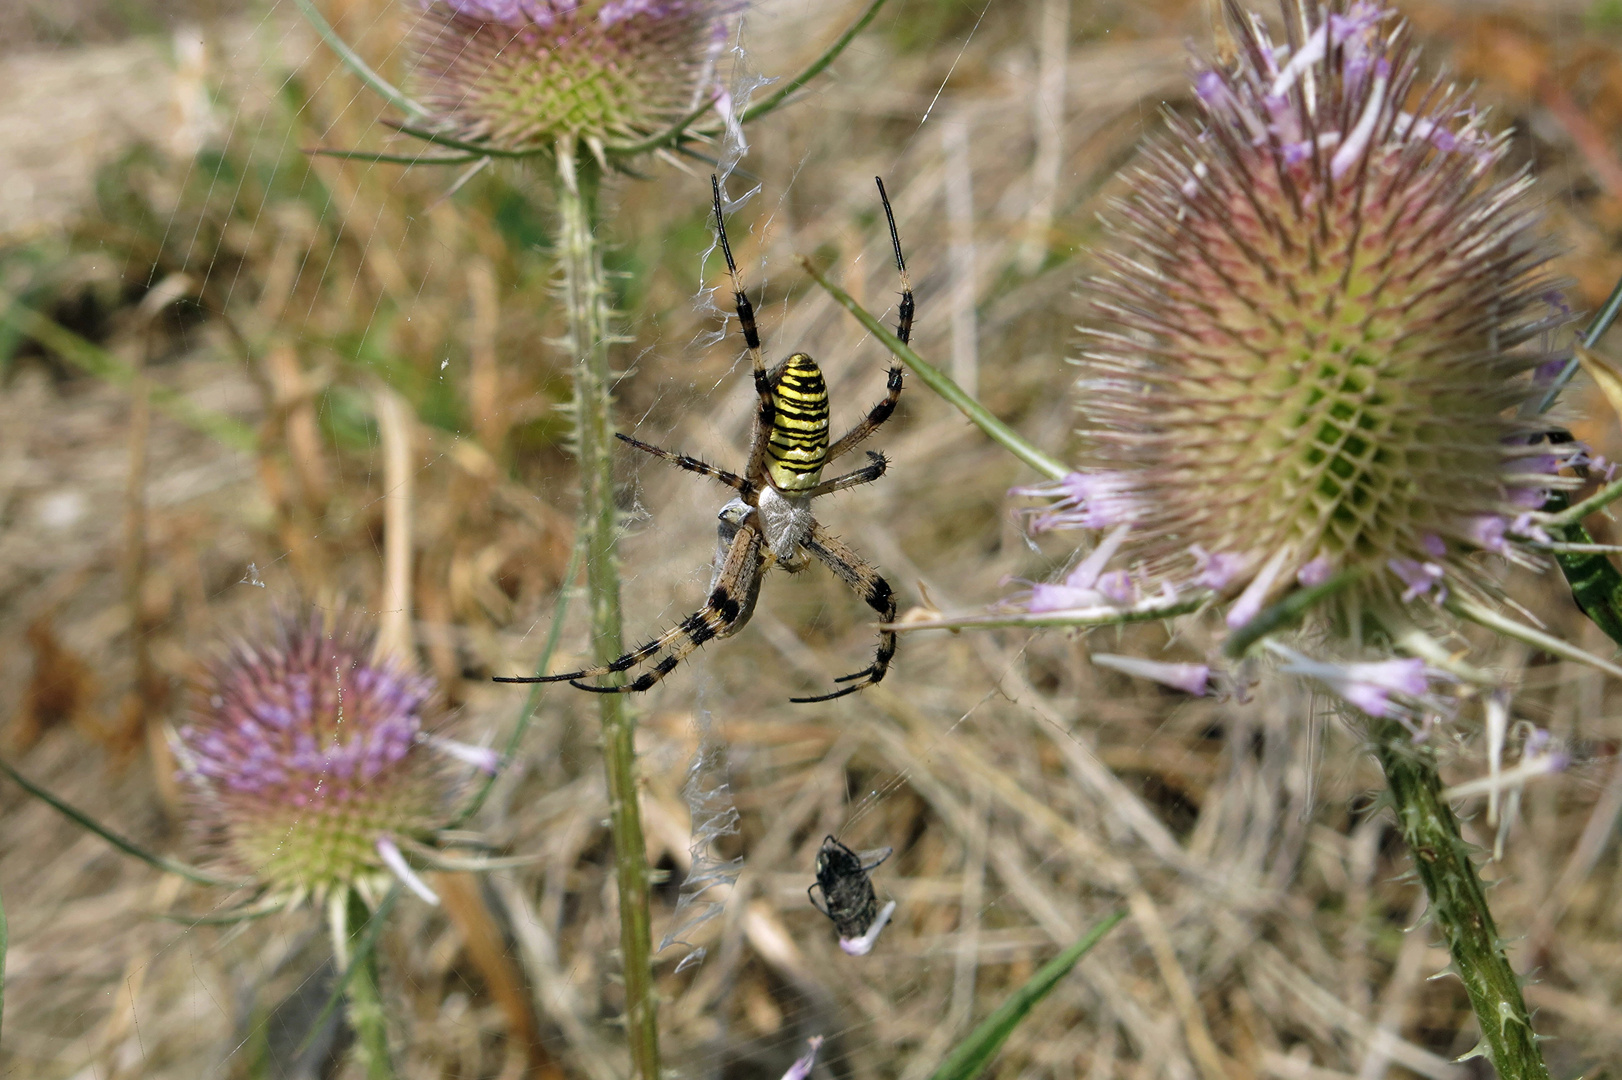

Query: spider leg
[798,451,887,499]
[491,617,683,685]
[807,882,832,920]
[789,524,897,703]
[712,175,777,487]
[568,519,766,694]
[616,433,750,492]
[824,178,912,465]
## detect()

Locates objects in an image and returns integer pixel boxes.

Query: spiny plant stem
[555,143,659,1080]
[334,889,394,1080]
[1371,719,1548,1079]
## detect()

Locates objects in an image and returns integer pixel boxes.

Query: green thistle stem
[1372,720,1548,1079]
[1,881,7,1049]
[555,143,659,1080]
[334,889,394,1080]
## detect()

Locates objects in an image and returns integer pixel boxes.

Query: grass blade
[455,537,585,826]
[306,146,486,166]
[928,908,1126,1080]
[290,0,428,121]
[799,258,1069,481]
[0,757,249,888]
[0,296,257,452]
[739,0,894,126]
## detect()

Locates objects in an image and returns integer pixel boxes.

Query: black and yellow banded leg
[616,433,750,492]
[876,176,915,348]
[496,521,767,694]
[825,178,911,463]
[792,524,897,703]
[800,451,888,499]
[712,174,777,483]
[827,366,904,462]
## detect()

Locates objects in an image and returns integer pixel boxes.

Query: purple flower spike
[410,0,736,152]
[1012,471,1140,533]
[1388,558,1446,603]
[1091,653,1212,697]
[176,614,469,901]
[1296,555,1335,587]
[1273,647,1432,718]
[781,1037,825,1080]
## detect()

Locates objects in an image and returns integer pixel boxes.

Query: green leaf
[928,908,1126,1080]
[1537,490,1622,650]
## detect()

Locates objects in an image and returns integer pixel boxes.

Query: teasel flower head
[409,0,735,155]
[174,614,496,905]
[1037,0,1575,636]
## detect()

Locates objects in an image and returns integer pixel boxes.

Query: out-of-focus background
[3,0,1622,1077]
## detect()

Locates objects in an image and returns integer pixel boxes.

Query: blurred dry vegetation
[6,0,1622,1078]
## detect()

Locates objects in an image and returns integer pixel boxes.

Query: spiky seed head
[409,0,733,154]
[1068,0,1573,624]
[176,614,457,902]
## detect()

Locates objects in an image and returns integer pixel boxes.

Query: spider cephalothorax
[497,176,912,703]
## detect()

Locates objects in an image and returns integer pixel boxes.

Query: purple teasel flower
[1090,653,1212,697]
[175,613,499,904]
[780,1037,824,1080]
[409,0,738,153]
[1268,644,1436,719]
[1011,0,1579,639]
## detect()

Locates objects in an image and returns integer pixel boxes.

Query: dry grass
[4,1,1622,1078]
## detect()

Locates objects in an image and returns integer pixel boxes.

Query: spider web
[4,1,1613,1079]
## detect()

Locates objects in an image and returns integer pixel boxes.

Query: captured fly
[807,835,896,955]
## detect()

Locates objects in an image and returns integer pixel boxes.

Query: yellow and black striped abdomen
[766,352,829,492]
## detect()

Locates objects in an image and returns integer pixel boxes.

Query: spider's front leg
[712,175,778,484]
[792,523,898,703]
[824,177,914,466]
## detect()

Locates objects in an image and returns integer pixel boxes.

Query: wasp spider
[497,176,912,703]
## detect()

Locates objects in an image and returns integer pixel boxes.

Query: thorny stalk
[1372,719,1548,1079]
[333,889,394,1080]
[1,884,7,1048]
[555,142,659,1080]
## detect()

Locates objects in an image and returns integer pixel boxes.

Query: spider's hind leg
[568,518,767,694]
[791,524,897,704]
